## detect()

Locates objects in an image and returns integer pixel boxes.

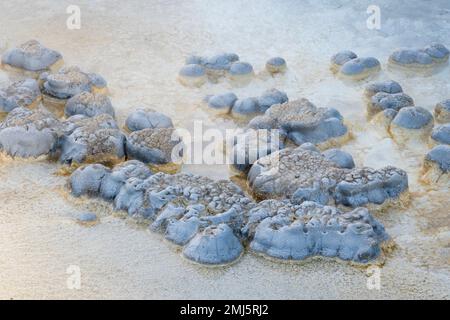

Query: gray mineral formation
[1,40,62,73]
[59,114,125,164]
[247,200,389,263]
[125,127,182,164]
[65,92,115,118]
[247,98,349,148]
[40,66,107,100]
[68,161,391,266]
[248,147,408,209]
[0,79,41,112]
[125,108,173,132]
[0,106,61,158]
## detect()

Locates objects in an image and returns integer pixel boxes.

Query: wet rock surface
[1,40,62,72]
[248,147,408,209]
[65,92,115,118]
[331,51,381,80]
[125,108,173,132]
[389,43,449,69]
[69,161,390,265]
[179,53,257,85]
[59,114,125,164]
[0,79,41,112]
[247,98,349,148]
[125,127,181,164]
[265,57,287,74]
[247,200,389,263]
[40,66,107,100]
[205,88,288,120]
[0,106,61,158]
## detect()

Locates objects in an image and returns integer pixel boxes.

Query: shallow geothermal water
[0,0,449,299]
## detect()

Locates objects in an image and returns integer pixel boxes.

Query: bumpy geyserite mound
[244,200,389,263]
[65,92,115,118]
[247,99,349,149]
[125,127,182,165]
[389,43,449,70]
[69,161,391,265]
[0,106,61,158]
[59,114,125,164]
[125,108,173,132]
[1,40,62,74]
[0,79,41,113]
[70,167,254,265]
[248,147,408,209]
[40,66,107,100]
[421,145,450,185]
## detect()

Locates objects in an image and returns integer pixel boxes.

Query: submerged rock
[178,64,207,87]
[228,61,254,81]
[330,50,358,73]
[390,106,434,144]
[59,114,125,164]
[248,147,408,210]
[1,40,62,73]
[248,99,349,148]
[76,212,98,225]
[266,57,287,74]
[231,97,260,119]
[421,145,450,185]
[125,108,173,132]
[0,106,61,158]
[125,127,182,164]
[434,99,450,124]
[430,124,450,146]
[205,92,238,115]
[257,88,289,113]
[248,200,389,263]
[364,80,403,99]
[0,79,41,112]
[65,92,115,118]
[40,66,107,100]
[389,43,449,70]
[339,57,381,80]
[205,88,288,120]
[368,92,414,118]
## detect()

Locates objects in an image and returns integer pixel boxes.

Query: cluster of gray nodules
[248,146,408,209]
[0,78,41,112]
[125,108,173,132]
[0,106,178,165]
[364,80,414,118]
[1,40,62,72]
[425,145,450,173]
[247,98,348,146]
[330,50,380,79]
[204,88,288,118]
[40,66,107,99]
[69,160,390,265]
[179,52,253,83]
[65,92,115,118]
[389,43,450,68]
